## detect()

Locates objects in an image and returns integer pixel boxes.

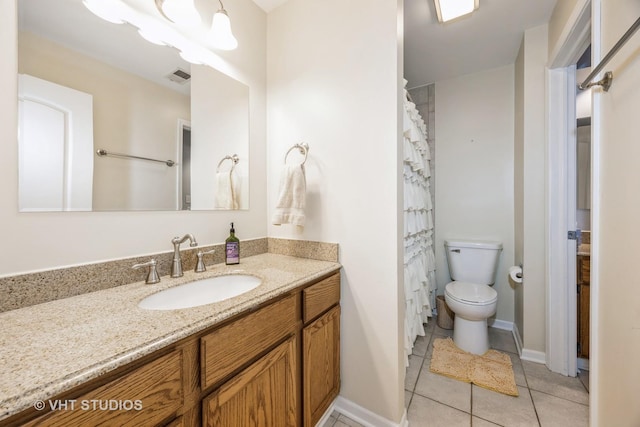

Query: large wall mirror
[17,0,249,211]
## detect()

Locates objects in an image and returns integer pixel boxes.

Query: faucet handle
[132,258,161,284]
[195,249,216,273]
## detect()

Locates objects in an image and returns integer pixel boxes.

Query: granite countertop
[0,253,341,421]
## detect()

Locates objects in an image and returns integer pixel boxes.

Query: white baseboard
[488,318,513,331]
[315,400,337,427]
[577,357,590,371]
[333,396,408,427]
[521,348,547,364]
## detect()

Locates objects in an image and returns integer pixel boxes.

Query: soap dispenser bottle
[225,222,240,265]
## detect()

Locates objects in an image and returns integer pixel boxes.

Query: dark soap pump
[225,222,240,265]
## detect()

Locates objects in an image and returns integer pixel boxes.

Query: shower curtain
[403,82,436,365]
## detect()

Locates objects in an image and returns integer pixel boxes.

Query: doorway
[546,0,594,378]
[177,120,191,210]
[575,53,592,373]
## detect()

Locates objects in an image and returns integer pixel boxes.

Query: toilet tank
[445,239,503,285]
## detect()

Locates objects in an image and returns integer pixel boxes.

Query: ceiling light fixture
[434,0,479,23]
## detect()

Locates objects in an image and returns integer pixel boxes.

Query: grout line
[418,395,473,416]
[527,385,543,426]
[527,388,590,406]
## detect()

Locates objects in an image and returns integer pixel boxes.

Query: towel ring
[284,143,309,165]
[217,154,239,172]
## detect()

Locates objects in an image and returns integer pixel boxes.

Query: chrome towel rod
[96,149,176,167]
[579,16,640,92]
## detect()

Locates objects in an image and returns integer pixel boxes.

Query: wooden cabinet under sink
[6,272,341,427]
[577,255,590,359]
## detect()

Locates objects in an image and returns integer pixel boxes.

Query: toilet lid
[445,281,497,305]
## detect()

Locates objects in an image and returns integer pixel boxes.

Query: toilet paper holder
[508,264,523,283]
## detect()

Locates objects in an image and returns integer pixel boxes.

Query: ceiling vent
[167,68,191,84]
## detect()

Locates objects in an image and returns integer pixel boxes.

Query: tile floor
[322,318,589,427]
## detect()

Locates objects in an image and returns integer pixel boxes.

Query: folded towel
[272,164,306,226]
[215,171,238,209]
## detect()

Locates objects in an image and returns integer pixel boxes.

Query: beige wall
[0,0,267,275]
[267,0,405,422]
[513,25,548,354]
[190,65,250,210]
[595,0,640,424]
[514,38,525,338]
[434,65,515,323]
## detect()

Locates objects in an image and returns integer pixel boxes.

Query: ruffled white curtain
[403,84,436,366]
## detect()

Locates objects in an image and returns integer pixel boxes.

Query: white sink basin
[139,274,262,310]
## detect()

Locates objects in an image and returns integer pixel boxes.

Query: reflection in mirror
[576,119,591,211]
[17,0,249,211]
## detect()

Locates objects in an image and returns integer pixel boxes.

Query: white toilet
[443,239,503,355]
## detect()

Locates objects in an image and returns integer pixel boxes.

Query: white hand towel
[215,171,235,209]
[272,164,306,226]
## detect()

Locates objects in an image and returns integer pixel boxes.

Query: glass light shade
[83,0,126,24]
[161,0,201,26]
[434,0,479,22]
[211,10,238,51]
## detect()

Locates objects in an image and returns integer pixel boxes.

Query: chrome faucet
[171,234,198,278]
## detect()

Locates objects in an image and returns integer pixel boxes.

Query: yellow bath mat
[429,337,519,397]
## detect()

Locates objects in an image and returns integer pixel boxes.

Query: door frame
[546,2,600,415]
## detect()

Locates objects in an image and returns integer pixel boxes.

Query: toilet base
[452,316,490,355]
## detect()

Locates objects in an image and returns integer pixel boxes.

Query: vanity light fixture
[156,0,201,26]
[154,0,238,51]
[211,1,238,51]
[83,0,234,66]
[434,0,479,23]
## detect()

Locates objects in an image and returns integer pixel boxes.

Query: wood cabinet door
[303,305,340,427]
[577,256,590,359]
[202,336,297,427]
[578,283,590,359]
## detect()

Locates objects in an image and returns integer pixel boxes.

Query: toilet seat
[445,281,497,306]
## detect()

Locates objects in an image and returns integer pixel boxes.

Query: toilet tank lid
[445,239,503,250]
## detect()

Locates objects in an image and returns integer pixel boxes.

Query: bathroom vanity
[0,254,341,427]
[577,253,590,359]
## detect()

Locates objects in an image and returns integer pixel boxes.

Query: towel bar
[96,149,176,167]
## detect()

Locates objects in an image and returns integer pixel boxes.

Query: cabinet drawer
[303,273,340,324]
[201,294,298,390]
[24,350,183,427]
